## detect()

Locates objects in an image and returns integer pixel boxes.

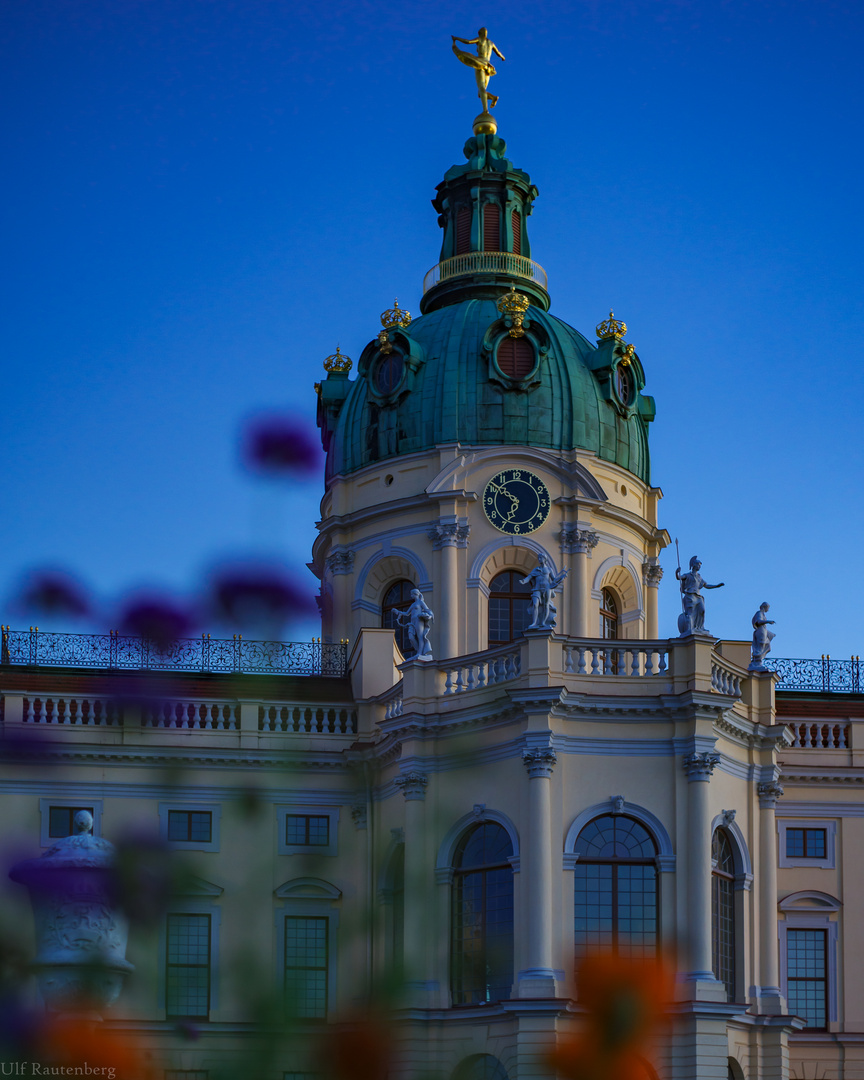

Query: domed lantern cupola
[421,116,549,314]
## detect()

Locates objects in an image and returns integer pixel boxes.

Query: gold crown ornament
[323,346,352,373]
[496,286,531,338]
[596,310,628,342]
[619,343,636,367]
[380,298,412,329]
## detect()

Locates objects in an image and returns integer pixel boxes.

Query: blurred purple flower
[118,597,195,645]
[241,415,321,477]
[13,570,90,620]
[209,564,316,632]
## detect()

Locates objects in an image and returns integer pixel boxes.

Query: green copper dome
[316,133,656,485]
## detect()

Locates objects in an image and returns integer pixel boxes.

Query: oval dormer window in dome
[615,363,633,407]
[496,337,535,380]
[373,352,404,396]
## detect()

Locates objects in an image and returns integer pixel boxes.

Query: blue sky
[2,0,862,657]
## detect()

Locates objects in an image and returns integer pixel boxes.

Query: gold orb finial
[496,286,531,337]
[323,345,352,373]
[473,111,497,136]
[596,310,628,342]
[380,298,412,329]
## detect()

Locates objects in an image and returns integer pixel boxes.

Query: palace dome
[317,132,656,485]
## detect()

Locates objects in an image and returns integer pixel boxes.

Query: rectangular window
[787,928,828,1030]
[286,814,330,847]
[786,828,827,859]
[455,207,471,254]
[48,805,94,839]
[166,914,211,1019]
[285,916,328,1019]
[511,209,522,255]
[168,810,213,843]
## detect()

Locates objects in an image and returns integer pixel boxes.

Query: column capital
[427,523,470,550]
[682,751,720,781]
[395,771,428,800]
[325,548,355,575]
[643,561,664,588]
[757,780,784,807]
[522,747,558,778]
[560,527,599,555]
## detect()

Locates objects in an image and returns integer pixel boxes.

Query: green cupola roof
[317,133,656,486]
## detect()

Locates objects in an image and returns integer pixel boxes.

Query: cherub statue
[749,602,776,671]
[451,28,506,113]
[520,554,569,630]
[394,588,434,661]
[675,555,724,636]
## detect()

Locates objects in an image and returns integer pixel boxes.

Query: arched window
[452,1055,511,1080]
[451,822,514,1005]
[573,814,658,960]
[511,210,522,256]
[456,206,471,254]
[483,204,501,251]
[382,579,415,656]
[712,829,735,1000]
[488,570,532,645]
[600,588,619,639]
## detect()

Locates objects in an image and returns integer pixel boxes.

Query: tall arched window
[600,588,619,639]
[573,814,658,960]
[382,579,415,656]
[451,822,514,1005]
[712,829,735,1000]
[456,207,471,254]
[488,570,532,645]
[483,204,501,251]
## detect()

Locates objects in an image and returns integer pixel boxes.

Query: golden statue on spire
[451,27,506,118]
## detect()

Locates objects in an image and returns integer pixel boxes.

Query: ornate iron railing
[422,252,548,294]
[0,627,347,677]
[766,656,861,693]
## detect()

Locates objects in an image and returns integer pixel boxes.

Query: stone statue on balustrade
[394,588,435,661]
[675,554,724,636]
[749,602,775,671]
[521,553,569,630]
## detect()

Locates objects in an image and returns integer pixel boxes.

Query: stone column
[756,780,785,1012]
[325,548,354,642]
[518,745,559,997]
[682,752,721,986]
[395,771,431,1006]
[642,561,663,639]
[428,523,469,661]
[561,527,598,637]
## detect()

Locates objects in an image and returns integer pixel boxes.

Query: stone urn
[10,810,134,1017]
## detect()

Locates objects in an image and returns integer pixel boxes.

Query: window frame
[160,901,221,1021]
[277,806,340,857]
[39,797,103,847]
[711,828,736,1001]
[159,802,221,853]
[381,578,416,657]
[778,894,840,1029]
[487,569,533,646]
[450,822,515,1007]
[778,818,836,869]
[275,879,341,1022]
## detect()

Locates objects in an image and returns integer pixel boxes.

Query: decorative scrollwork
[0,628,347,677]
[596,309,627,342]
[323,346,352,373]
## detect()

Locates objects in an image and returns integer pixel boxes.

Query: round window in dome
[496,337,535,380]
[615,364,633,407]
[373,352,404,395]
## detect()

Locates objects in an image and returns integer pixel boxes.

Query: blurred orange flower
[547,953,675,1080]
[316,1012,393,1080]
[38,1017,152,1080]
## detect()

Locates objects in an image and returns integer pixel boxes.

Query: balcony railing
[766,656,861,693]
[0,627,347,677]
[422,252,548,294]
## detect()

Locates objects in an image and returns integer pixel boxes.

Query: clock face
[483,469,551,534]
